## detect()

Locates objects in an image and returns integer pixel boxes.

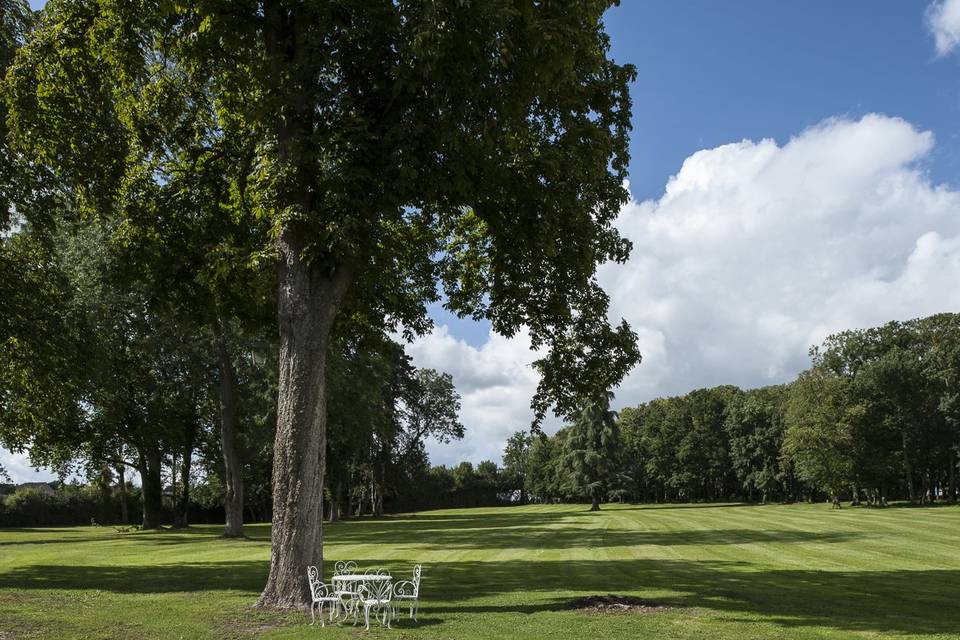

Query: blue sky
[608,1,960,201]
[434,0,960,347]
[7,1,960,481]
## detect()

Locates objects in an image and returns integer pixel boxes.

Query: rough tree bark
[255,225,352,609]
[216,329,245,538]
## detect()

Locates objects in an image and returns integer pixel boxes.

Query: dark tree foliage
[502,431,533,504]
[725,385,794,503]
[561,391,622,510]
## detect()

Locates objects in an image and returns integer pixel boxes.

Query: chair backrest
[411,564,422,596]
[334,560,358,576]
[358,576,392,603]
[306,565,327,600]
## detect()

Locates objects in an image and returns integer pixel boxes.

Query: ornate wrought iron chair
[333,560,358,575]
[306,566,341,626]
[392,564,422,621]
[356,575,393,630]
[333,561,360,599]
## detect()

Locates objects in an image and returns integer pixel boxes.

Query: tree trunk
[328,482,341,523]
[256,225,351,609]
[140,449,163,529]
[902,431,916,503]
[173,444,192,528]
[117,464,129,525]
[217,329,245,538]
[949,447,957,504]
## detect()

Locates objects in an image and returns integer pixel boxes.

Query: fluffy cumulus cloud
[927,0,960,55]
[406,326,544,465]
[604,114,960,403]
[411,114,960,466]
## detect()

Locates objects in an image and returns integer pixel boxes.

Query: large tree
[562,391,622,511]
[7,0,639,607]
[725,385,792,503]
[783,370,858,507]
[502,431,533,504]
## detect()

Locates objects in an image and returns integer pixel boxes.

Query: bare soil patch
[218,608,292,639]
[565,595,674,614]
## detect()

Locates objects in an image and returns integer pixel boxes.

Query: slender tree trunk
[256,225,351,609]
[117,464,129,525]
[97,465,112,523]
[949,447,957,504]
[173,444,192,528]
[140,449,164,529]
[216,329,245,538]
[375,454,386,517]
[329,481,341,523]
[902,431,916,503]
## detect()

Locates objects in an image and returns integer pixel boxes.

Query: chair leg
[310,602,316,625]
[364,605,371,631]
[318,602,325,627]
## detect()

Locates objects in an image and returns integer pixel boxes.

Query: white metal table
[331,574,393,628]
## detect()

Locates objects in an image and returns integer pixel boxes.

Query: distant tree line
[503,313,960,508]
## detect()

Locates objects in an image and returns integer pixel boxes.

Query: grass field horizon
[2,502,959,639]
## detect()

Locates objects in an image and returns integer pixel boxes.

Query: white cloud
[605,114,960,403]
[927,0,960,56]
[0,448,58,484]
[413,114,960,465]
[407,326,545,465]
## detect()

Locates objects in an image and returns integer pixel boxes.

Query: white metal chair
[392,564,422,621]
[306,566,341,626]
[356,576,393,630]
[333,561,359,599]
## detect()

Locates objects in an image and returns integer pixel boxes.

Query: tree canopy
[4,0,640,608]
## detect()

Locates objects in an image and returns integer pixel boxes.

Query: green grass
[1,503,959,639]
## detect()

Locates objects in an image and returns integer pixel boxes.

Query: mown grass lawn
[1,503,959,639]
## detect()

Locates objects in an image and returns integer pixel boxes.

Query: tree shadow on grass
[1,558,957,636]
[0,560,269,593]
[0,525,271,547]
[426,559,960,636]
[328,509,861,550]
